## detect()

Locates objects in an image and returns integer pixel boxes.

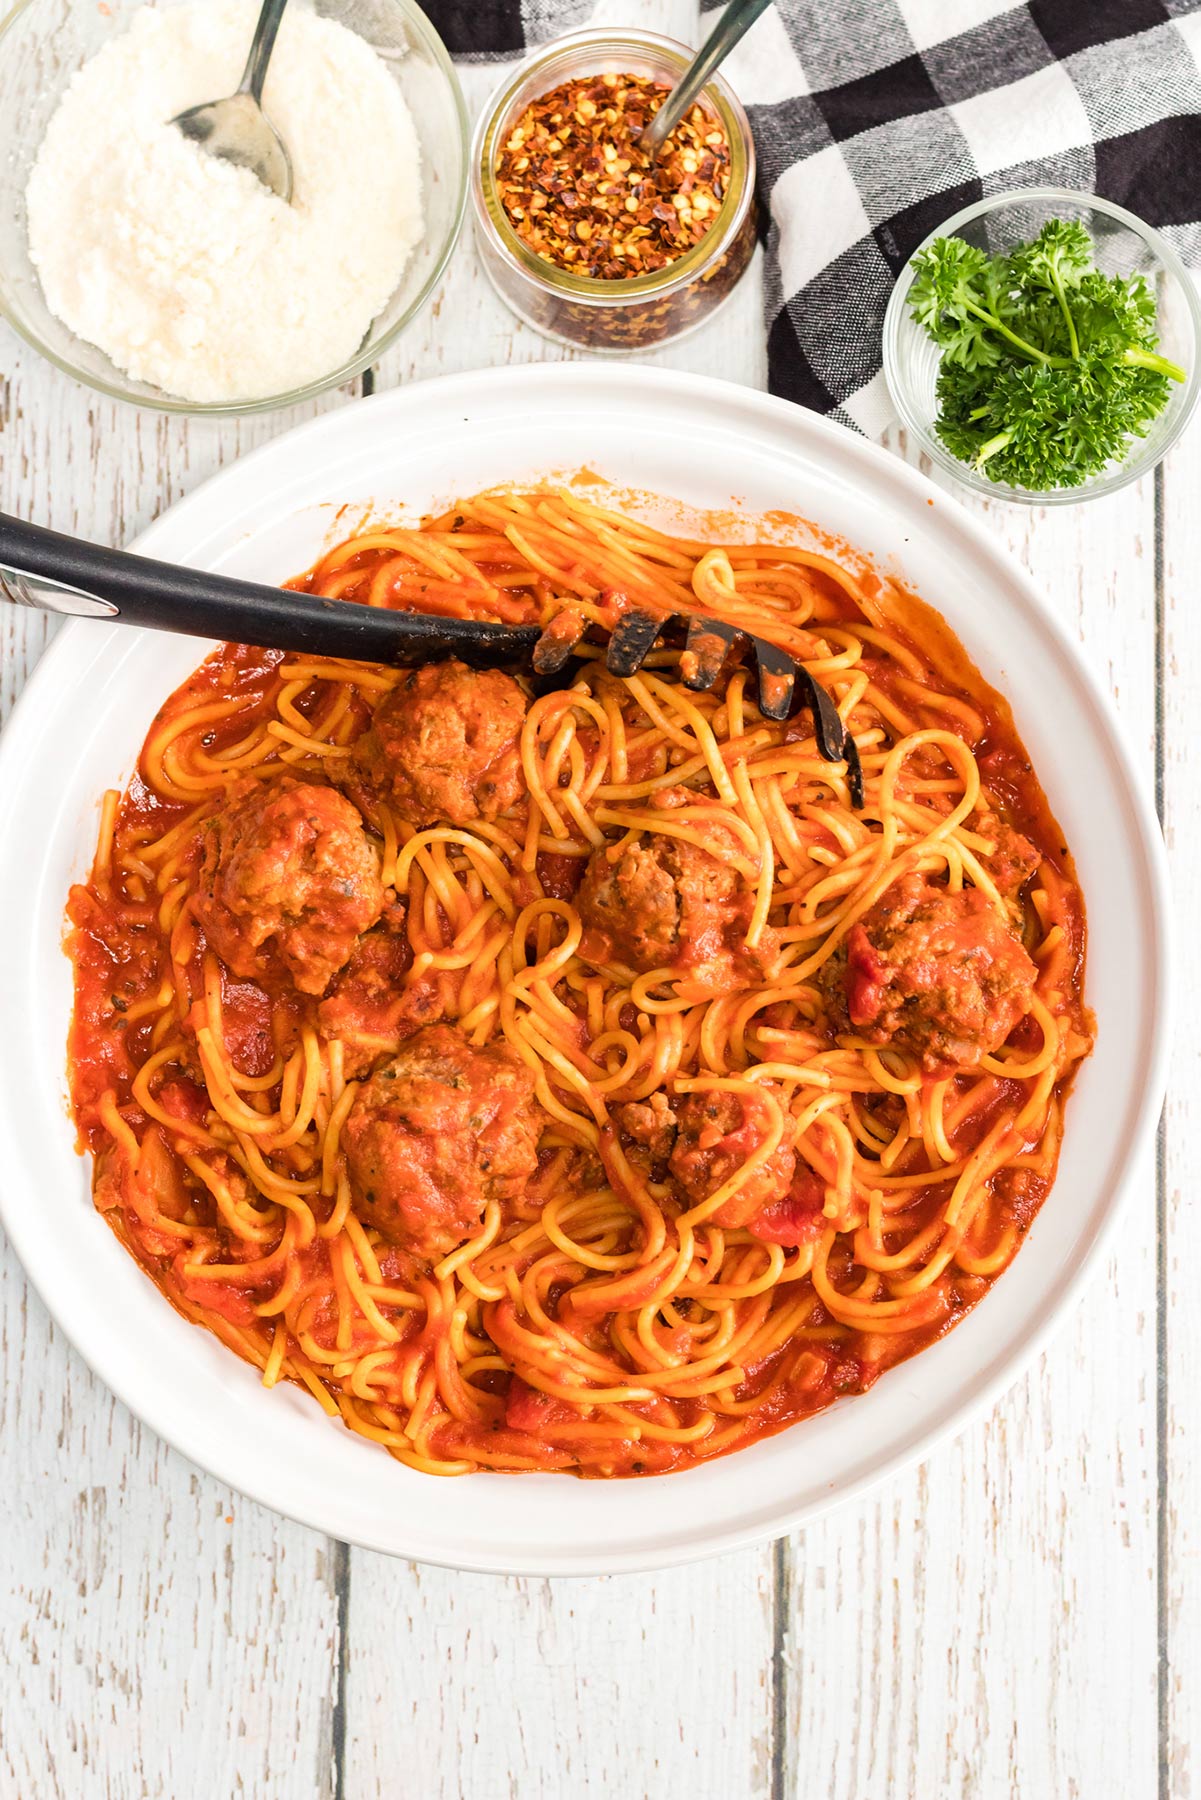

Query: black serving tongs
[0,512,863,804]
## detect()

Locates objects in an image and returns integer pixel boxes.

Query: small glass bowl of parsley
[883,188,1201,504]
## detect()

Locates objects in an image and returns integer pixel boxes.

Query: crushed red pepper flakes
[494,72,731,280]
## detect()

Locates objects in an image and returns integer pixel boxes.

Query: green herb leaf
[1006,219,1093,295]
[906,216,1184,490]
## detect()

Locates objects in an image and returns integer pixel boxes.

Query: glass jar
[470,28,757,354]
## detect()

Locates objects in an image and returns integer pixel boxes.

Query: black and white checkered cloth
[428,1,1201,434]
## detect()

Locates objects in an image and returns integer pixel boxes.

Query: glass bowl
[0,0,469,415]
[882,187,1201,505]
[470,28,757,354]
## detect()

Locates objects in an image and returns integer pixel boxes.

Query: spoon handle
[0,513,539,670]
[642,0,773,158]
[238,0,290,105]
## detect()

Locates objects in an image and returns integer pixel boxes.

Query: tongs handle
[0,513,539,669]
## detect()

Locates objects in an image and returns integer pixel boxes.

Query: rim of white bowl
[0,365,1172,1572]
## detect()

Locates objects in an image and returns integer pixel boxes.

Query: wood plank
[331,79,778,1797]
[0,328,354,1800]
[341,1551,774,1799]
[775,451,1161,1799]
[1159,410,1199,1800]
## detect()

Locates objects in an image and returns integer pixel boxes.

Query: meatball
[578,829,775,987]
[614,1093,678,1166]
[341,1023,540,1259]
[316,908,445,1078]
[831,873,1037,1073]
[977,816,1041,899]
[668,1088,795,1229]
[348,660,527,828]
[194,778,383,996]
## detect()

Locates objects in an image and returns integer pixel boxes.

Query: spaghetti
[66,488,1092,1477]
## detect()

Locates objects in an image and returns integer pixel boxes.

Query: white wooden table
[1,10,1196,1795]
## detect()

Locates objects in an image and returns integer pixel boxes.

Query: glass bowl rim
[0,0,470,416]
[881,185,1201,506]
[470,25,756,306]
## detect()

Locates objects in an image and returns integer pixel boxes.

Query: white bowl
[0,365,1168,1574]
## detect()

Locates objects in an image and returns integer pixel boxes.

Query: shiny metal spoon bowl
[172,0,293,201]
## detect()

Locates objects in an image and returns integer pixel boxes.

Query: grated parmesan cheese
[26,0,425,404]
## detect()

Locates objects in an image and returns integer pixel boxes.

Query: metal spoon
[171,0,293,202]
[641,0,773,160]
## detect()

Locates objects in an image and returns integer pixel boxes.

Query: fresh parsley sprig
[906,218,1185,489]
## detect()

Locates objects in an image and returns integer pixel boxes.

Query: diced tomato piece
[749,1166,827,1246]
[157,1079,209,1126]
[845,925,888,1028]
